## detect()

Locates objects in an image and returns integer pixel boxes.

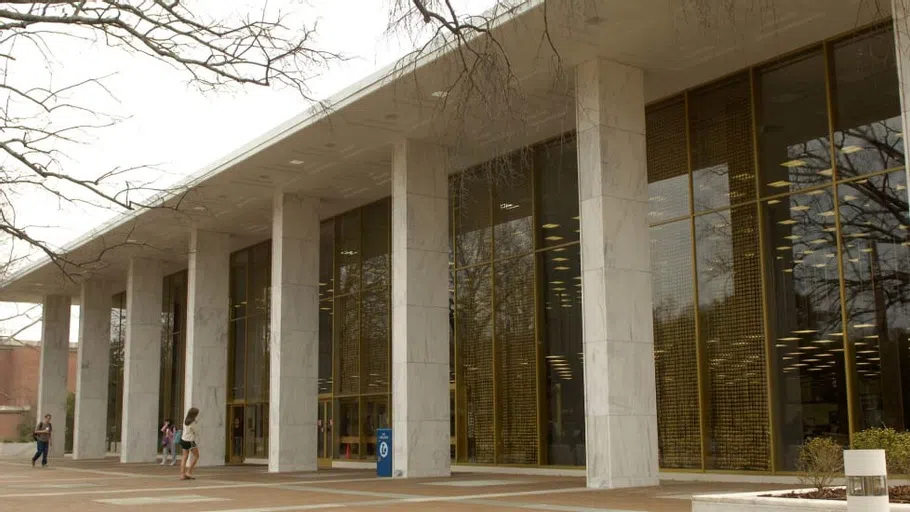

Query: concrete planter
[693,488,910,511]
[0,442,35,457]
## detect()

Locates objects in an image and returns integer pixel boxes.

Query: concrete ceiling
[0,0,892,303]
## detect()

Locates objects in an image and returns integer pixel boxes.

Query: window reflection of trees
[650,221,700,469]
[839,172,910,431]
[764,189,848,470]
[694,207,769,471]
[107,293,126,447]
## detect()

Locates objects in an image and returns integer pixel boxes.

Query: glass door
[228,405,245,464]
[317,400,333,467]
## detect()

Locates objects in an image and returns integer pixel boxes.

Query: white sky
[0,0,496,343]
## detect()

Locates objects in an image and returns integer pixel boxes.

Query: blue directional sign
[376,428,392,477]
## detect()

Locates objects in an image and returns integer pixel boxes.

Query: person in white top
[179,407,201,480]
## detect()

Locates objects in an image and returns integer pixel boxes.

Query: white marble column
[185,229,231,466]
[269,192,320,473]
[73,280,112,459]
[391,139,451,478]
[894,1,910,194]
[575,58,658,489]
[121,258,163,463]
[37,294,71,459]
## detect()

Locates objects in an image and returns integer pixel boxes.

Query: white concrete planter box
[693,488,910,511]
[0,442,35,457]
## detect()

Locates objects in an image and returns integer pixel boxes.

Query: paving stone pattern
[0,456,797,511]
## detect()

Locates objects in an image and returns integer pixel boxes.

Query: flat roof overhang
[0,0,890,302]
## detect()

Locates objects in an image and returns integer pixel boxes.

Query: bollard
[844,449,888,512]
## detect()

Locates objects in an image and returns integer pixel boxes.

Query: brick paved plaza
[0,456,800,511]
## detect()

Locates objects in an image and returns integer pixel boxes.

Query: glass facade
[93,21,910,475]
[451,136,584,466]
[647,23,905,471]
[106,292,126,447]
[159,270,187,426]
[318,199,391,460]
[228,241,271,459]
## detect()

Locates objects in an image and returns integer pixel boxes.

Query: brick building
[0,342,77,440]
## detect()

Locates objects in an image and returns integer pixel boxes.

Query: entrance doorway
[226,403,268,464]
[317,400,332,468]
[229,405,245,463]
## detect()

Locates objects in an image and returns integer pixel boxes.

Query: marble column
[73,280,112,459]
[121,258,163,463]
[37,294,71,459]
[894,1,910,191]
[575,58,658,489]
[390,139,451,478]
[269,192,320,473]
[185,229,230,467]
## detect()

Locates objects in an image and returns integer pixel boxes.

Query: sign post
[376,428,392,478]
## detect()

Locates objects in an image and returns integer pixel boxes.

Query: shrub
[797,437,844,491]
[853,427,910,475]
[16,411,36,442]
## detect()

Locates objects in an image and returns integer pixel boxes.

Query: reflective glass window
[454,170,492,267]
[493,154,533,259]
[540,244,585,466]
[832,28,903,178]
[536,136,580,246]
[690,73,756,212]
[647,97,690,223]
[651,220,701,469]
[756,48,832,195]
[763,190,848,470]
[494,254,537,464]
[839,171,910,431]
[695,206,770,470]
[336,210,362,296]
[455,264,494,464]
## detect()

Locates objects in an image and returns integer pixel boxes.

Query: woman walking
[179,407,200,480]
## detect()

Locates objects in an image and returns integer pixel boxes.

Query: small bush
[16,411,36,442]
[854,427,910,475]
[798,437,844,491]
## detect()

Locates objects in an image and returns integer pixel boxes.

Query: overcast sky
[0,0,495,343]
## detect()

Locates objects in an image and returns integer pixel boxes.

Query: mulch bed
[767,485,910,504]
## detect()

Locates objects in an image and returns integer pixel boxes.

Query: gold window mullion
[490,174,500,465]
[531,147,546,467]
[685,89,709,472]
[824,39,858,443]
[749,66,778,473]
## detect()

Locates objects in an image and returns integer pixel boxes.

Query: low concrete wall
[692,488,910,512]
[0,442,34,457]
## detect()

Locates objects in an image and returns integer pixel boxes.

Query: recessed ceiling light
[431,90,448,98]
[289,159,304,165]
[769,180,791,188]
[780,160,806,168]
[542,223,560,229]
[192,205,207,212]
[546,236,564,241]
[841,145,864,154]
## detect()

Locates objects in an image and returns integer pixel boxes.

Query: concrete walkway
[0,456,797,511]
